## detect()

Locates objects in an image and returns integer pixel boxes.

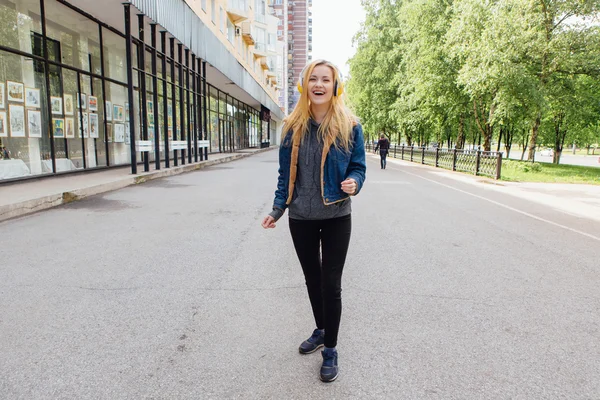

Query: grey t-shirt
[287,120,351,220]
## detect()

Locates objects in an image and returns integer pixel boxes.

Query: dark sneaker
[320,347,338,382]
[298,329,325,354]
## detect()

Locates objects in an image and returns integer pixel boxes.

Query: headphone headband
[297,60,344,97]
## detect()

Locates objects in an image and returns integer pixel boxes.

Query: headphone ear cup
[297,80,303,94]
[337,81,344,96]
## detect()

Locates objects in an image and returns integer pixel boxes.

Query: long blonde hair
[282,59,357,150]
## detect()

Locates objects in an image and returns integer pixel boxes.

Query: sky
[309,0,366,79]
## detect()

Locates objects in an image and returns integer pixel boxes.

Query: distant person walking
[261,59,367,383]
[374,134,390,169]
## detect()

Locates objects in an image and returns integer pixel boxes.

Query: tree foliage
[347,0,600,163]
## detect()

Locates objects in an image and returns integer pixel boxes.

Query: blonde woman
[262,59,366,382]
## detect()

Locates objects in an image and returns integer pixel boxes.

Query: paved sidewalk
[381,155,600,223]
[0,147,275,223]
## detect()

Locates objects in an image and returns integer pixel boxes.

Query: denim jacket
[273,123,366,211]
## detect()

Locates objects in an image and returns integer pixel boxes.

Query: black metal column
[99,24,110,167]
[202,61,208,160]
[138,14,149,172]
[39,0,56,173]
[150,23,160,170]
[124,3,137,174]
[185,48,192,164]
[161,31,169,168]
[178,43,185,165]
[169,37,178,166]
[191,55,198,162]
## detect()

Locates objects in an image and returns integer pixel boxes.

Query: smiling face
[307,64,335,109]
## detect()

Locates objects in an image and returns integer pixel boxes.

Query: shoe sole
[320,372,338,382]
[298,343,324,354]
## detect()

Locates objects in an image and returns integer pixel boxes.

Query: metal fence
[365,143,503,179]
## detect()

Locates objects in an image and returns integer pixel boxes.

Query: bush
[505,160,543,173]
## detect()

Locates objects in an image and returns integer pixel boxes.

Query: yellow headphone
[297,60,344,97]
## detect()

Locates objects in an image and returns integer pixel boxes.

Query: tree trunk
[520,131,529,161]
[527,114,541,161]
[483,124,492,152]
[504,126,513,158]
[456,114,465,149]
[497,126,503,152]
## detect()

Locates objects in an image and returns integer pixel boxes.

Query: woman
[261,59,366,382]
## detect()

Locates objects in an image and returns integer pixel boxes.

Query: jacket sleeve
[346,124,367,195]
[273,132,291,211]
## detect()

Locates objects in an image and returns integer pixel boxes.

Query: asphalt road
[1,150,599,399]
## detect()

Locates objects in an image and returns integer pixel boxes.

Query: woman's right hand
[262,215,276,229]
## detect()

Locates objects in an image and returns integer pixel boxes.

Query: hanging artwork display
[89,113,99,138]
[65,118,75,139]
[88,96,98,111]
[78,93,86,110]
[7,81,24,103]
[50,97,63,115]
[113,104,124,122]
[53,118,65,138]
[105,101,112,121]
[64,94,74,116]
[114,123,125,143]
[27,110,42,138]
[0,112,7,137]
[9,104,25,137]
[0,83,5,109]
[25,88,41,108]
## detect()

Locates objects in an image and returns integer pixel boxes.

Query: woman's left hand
[341,178,357,195]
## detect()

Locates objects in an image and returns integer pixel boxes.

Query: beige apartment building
[0,0,286,182]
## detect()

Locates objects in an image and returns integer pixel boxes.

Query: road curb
[0,147,275,223]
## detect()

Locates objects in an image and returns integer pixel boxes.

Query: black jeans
[289,214,352,348]
[380,149,388,169]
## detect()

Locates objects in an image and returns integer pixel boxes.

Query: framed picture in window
[106,123,112,142]
[9,104,25,137]
[89,113,99,138]
[88,96,98,112]
[64,94,74,116]
[0,83,5,109]
[53,118,65,138]
[7,81,24,103]
[77,93,86,110]
[105,101,112,121]
[0,112,7,137]
[65,117,75,139]
[25,88,41,108]
[82,112,89,138]
[50,96,63,115]
[113,104,124,122]
[114,123,125,143]
[27,110,42,138]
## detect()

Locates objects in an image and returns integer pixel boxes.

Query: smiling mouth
[313,91,325,96]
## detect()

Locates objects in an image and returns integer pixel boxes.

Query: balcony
[253,42,275,59]
[241,21,255,45]
[227,0,249,23]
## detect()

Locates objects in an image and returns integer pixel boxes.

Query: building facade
[0,0,285,182]
[286,0,312,111]
[270,0,312,113]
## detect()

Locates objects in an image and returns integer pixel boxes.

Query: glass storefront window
[102,28,127,83]
[0,0,262,181]
[105,82,129,166]
[0,0,42,53]
[44,1,100,73]
[0,50,51,179]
